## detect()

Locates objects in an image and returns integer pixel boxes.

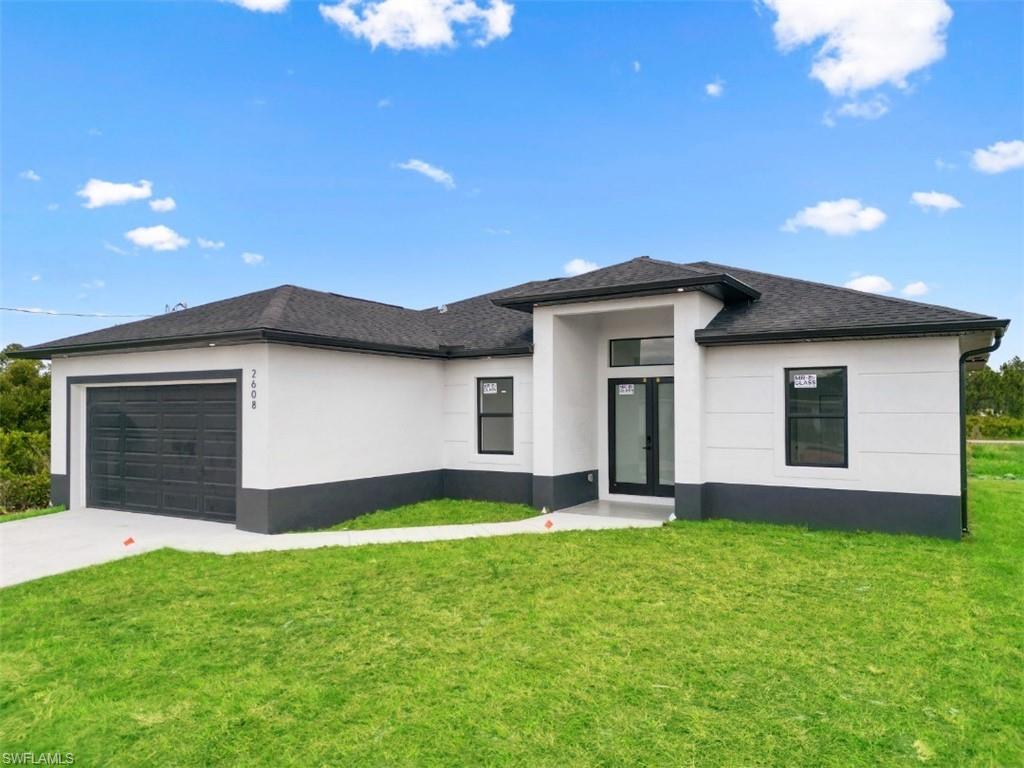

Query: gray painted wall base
[532,470,598,511]
[442,469,532,504]
[238,468,547,533]
[674,482,961,539]
[50,474,70,508]
[239,470,444,534]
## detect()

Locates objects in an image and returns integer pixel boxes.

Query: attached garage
[86,383,238,522]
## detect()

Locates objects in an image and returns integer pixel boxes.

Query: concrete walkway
[0,500,670,588]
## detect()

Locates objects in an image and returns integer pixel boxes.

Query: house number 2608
[250,369,257,409]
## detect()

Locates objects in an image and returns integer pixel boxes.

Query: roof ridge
[691,260,992,319]
[257,285,296,328]
[281,284,411,311]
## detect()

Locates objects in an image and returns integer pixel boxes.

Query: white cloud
[149,196,177,213]
[197,237,226,250]
[19,169,41,182]
[228,0,289,12]
[831,94,889,122]
[484,227,511,235]
[77,178,153,208]
[970,139,1024,174]
[319,0,513,50]
[934,158,956,171]
[632,60,641,73]
[564,258,598,276]
[81,279,106,289]
[705,79,724,97]
[844,274,893,293]
[911,190,962,212]
[377,97,392,108]
[124,225,189,252]
[46,203,59,211]
[762,0,952,95]
[781,198,886,236]
[901,281,929,297]
[242,252,265,265]
[103,240,129,255]
[31,275,41,282]
[396,158,455,189]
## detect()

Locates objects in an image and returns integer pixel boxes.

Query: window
[785,367,847,468]
[478,377,513,454]
[609,337,674,367]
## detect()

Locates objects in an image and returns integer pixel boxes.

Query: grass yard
[1,480,1022,766]
[968,442,1024,479]
[0,505,65,524]
[322,498,536,531]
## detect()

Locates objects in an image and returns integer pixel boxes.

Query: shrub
[966,415,1024,440]
[0,430,50,512]
[0,430,49,476]
[0,470,51,512]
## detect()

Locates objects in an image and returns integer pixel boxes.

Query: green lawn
[322,498,536,531]
[968,442,1024,479]
[1,480,1022,766]
[0,505,65,524]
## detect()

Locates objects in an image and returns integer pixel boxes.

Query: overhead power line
[1,307,154,319]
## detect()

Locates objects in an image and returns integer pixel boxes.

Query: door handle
[643,435,652,450]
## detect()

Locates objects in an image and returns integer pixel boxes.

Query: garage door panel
[124,413,161,430]
[162,413,200,430]
[91,484,125,506]
[202,440,236,458]
[90,413,123,429]
[204,495,235,518]
[125,487,161,510]
[87,383,237,522]
[124,438,160,454]
[90,436,122,452]
[203,414,236,430]
[124,461,161,481]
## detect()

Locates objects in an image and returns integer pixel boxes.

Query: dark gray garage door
[87,383,237,522]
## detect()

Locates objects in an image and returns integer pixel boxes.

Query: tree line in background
[0,345,1021,512]
[1,344,51,511]
[965,356,1024,439]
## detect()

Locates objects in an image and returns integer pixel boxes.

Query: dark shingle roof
[494,256,759,309]
[683,261,1004,343]
[14,257,1008,358]
[18,286,444,356]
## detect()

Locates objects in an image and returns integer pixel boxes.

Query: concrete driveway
[0,501,670,588]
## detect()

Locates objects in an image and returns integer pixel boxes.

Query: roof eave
[492,274,760,313]
[8,329,269,359]
[9,328,536,361]
[694,318,1011,346]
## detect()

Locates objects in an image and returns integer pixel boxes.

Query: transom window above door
[609,337,674,367]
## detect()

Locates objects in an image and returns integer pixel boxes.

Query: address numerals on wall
[250,368,257,410]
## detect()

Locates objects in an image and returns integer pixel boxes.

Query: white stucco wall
[264,345,444,488]
[50,343,270,510]
[703,335,962,496]
[442,356,533,474]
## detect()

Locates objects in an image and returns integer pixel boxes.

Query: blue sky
[3,0,1022,363]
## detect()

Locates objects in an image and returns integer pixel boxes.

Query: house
[14,257,1009,538]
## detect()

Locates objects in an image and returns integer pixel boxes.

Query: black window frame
[608,336,674,368]
[784,366,849,469]
[477,376,514,455]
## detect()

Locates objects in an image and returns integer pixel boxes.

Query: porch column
[673,292,720,519]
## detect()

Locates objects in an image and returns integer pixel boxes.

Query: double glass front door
[608,377,674,497]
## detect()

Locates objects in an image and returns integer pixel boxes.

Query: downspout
[959,330,1004,534]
